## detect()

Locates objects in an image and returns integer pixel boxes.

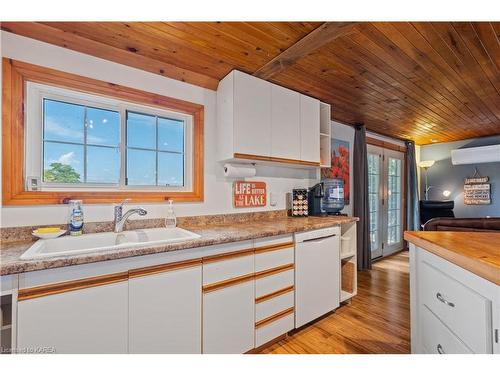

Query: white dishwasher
[294,226,340,328]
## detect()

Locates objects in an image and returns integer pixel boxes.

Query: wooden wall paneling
[347,29,481,132]
[2,21,499,145]
[253,22,359,79]
[372,23,496,127]
[0,22,219,89]
[428,22,500,121]
[329,37,477,139]
[472,23,500,71]
[402,21,500,131]
[299,43,463,141]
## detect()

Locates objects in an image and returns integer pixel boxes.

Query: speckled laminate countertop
[1,216,357,276]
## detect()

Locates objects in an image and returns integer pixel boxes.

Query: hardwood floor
[259,251,410,354]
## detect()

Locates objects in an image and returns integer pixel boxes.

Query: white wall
[0,31,315,227]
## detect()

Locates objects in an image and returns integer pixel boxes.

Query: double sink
[21,227,201,260]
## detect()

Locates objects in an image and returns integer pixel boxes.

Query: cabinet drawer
[255,312,294,348]
[419,261,491,353]
[203,252,254,286]
[256,290,294,321]
[420,306,472,354]
[255,247,294,273]
[256,269,294,298]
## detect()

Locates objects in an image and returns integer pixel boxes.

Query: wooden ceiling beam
[0,22,219,90]
[252,22,359,79]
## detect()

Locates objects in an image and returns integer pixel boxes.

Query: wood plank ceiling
[1,21,499,145]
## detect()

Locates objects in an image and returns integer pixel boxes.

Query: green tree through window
[44,162,81,183]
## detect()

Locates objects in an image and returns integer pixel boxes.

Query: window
[2,58,204,205]
[26,82,192,191]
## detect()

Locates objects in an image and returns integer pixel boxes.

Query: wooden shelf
[340,252,356,260]
[340,290,353,302]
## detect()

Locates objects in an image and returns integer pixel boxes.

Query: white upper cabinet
[300,95,321,163]
[216,70,323,167]
[271,85,301,160]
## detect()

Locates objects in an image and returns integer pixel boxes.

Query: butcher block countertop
[404,231,500,285]
[1,215,358,276]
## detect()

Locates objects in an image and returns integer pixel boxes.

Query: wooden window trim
[2,58,204,205]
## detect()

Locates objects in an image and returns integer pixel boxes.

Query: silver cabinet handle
[436,293,455,307]
[437,344,445,354]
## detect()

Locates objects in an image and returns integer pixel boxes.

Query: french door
[368,145,404,259]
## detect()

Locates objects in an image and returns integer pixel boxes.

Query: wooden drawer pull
[255,307,294,329]
[255,263,294,279]
[202,272,254,293]
[202,248,254,264]
[255,285,294,304]
[129,258,202,279]
[18,271,129,301]
[255,241,294,254]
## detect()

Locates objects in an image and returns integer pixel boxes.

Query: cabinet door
[234,71,271,157]
[300,95,320,163]
[203,281,255,354]
[271,84,301,160]
[129,263,202,353]
[17,281,128,353]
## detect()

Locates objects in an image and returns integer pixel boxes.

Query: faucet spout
[114,201,147,233]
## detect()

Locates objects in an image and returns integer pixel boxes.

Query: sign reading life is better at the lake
[233,181,267,208]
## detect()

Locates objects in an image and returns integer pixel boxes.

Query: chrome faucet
[114,199,147,233]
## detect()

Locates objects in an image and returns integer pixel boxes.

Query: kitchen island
[404,231,500,354]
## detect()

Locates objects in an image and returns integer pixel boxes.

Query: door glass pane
[387,157,402,245]
[368,153,380,254]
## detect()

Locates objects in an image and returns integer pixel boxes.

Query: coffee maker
[307,182,325,216]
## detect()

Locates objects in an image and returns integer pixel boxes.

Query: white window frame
[25,82,193,192]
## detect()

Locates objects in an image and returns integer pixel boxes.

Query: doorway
[368,145,405,259]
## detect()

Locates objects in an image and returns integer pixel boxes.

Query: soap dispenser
[165,199,177,229]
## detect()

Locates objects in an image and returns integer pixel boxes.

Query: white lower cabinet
[17,280,128,354]
[410,245,499,354]
[128,263,202,354]
[203,281,255,354]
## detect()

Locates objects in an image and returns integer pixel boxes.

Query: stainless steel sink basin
[20,227,201,260]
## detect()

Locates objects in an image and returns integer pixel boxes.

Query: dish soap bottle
[165,199,177,229]
[68,200,84,236]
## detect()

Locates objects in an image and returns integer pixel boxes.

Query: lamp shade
[418,160,435,168]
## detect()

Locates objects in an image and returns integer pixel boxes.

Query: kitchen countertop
[404,231,500,285]
[1,215,357,276]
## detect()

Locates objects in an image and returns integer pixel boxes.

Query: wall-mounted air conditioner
[451,144,500,165]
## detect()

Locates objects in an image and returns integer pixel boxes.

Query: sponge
[35,227,61,234]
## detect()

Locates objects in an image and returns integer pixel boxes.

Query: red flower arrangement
[321,142,350,204]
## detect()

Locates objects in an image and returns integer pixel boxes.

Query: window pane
[43,142,84,183]
[87,146,120,183]
[87,107,120,146]
[158,152,184,186]
[158,118,184,153]
[127,112,156,149]
[127,149,156,185]
[43,99,85,143]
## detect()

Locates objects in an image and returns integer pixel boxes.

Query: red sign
[233,181,267,208]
